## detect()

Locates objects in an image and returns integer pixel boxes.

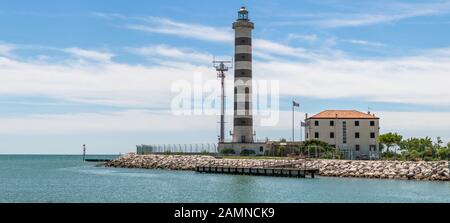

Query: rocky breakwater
[105,153,450,181]
[308,160,449,181]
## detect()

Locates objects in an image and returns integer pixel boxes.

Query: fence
[137,143,382,160]
[137,143,218,155]
[264,145,338,159]
[264,145,381,160]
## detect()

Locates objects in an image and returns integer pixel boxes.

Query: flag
[293,101,300,107]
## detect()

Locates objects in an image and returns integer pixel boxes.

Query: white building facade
[305,110,380,160]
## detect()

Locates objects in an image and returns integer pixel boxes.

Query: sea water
[1,155,449,203]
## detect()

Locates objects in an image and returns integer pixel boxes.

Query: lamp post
[82,144,86,162]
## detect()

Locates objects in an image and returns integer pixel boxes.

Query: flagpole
[300,120,303,142]
[292,101,294,146]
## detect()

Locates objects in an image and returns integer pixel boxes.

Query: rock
[103,154,449,181]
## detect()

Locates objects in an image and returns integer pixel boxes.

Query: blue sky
[1,0,450,154]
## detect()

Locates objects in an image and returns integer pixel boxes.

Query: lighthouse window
[245,87,250,115]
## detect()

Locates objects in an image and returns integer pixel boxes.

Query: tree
[379,132,403,153]
[437,147,449,160]
[436,137,443,148]
[432,137,444,158]
[398,137,432,153]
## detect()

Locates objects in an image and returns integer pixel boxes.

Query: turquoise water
[1,155,449,203]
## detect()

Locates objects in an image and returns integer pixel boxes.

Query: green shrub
[221,148,236,155]
[319,151,338,159]
[409,150,422,161]
[240,149,256,156]
[437,148,449,160]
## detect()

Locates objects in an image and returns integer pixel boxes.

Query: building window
[330,132,335,138]
[314,132,319,138]
[314,121,319,126]
[241,136,246,142]
[245,87,250,115]
[355,145,360,151]
[342,121,347,144]
[370,132,375,138]
[259,146,263,152]
[306,133,309,139]
[355,132,360,138]
[370,121,375,126]
[369,145,376,151]
[355,121,359,126]
[330,121,334,126]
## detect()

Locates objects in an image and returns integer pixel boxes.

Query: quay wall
[104,154,450,181]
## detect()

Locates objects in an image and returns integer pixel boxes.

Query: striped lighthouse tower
[232,7,254,143]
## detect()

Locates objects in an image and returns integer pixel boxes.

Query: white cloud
[0,110,216,134]
[273,1,450,28]
[378,111,450,132]
[377,111,450,141]
[0,43,15,57]
[1,42,450,110]
[253,39,328,61]
[316,13,419,28]
[64,47,114,62]
[125,17,233,42]
[343,39,386,47]
[127,45,212,63]
[255,48,450,105]
[1,109,448,142]
[0,53,216,108]
[287,34,318,42]
[120,16,346,61]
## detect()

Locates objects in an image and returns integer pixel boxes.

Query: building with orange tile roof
[305,110,380,159]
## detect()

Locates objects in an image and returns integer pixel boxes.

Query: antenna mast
[213,57,232,143]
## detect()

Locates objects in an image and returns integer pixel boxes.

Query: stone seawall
[105,154,450,181]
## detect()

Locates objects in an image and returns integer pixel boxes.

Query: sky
[1,0,450,154]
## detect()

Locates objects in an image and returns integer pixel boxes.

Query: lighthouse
[232,7,254,143]
[217,7,266,155]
